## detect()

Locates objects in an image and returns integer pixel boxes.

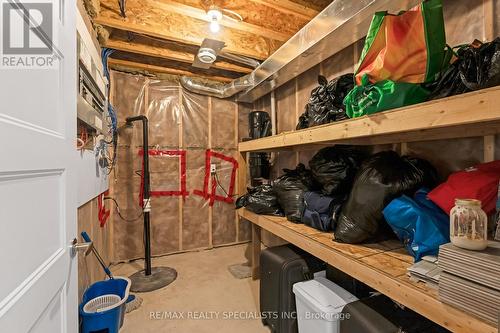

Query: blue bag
[302,192,343,231]
[383,188,449,261]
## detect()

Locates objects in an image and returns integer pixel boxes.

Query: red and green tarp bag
[355,0,447,85]
[344,74,430,118]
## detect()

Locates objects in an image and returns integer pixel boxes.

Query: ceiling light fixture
[207,6,222,34]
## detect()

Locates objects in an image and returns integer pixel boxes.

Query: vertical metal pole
[142,117,152,276]
[126,115,152,276]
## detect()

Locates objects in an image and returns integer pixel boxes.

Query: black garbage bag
[296,74,354,129]
[334,151,438,244]
[458,37,500,90]
[235,184,283,216]
[296,110,309,130]
[273,163,318,223]
[309,146,368,196]
[426,38,500,100]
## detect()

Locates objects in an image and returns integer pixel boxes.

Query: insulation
[110,71,243,262]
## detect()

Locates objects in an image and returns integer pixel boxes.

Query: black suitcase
[340,300,399,333]
[260,245,324,333]
[341,295,451,333]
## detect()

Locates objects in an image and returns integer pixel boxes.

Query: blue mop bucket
[79,276,131,333]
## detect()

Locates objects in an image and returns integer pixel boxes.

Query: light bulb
[210,20,220,33]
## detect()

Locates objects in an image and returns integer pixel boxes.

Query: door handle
[71,238,93,257]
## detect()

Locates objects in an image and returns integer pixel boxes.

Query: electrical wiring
[101,48,119,175]
[214,171,238,198]
[104,197,144,222]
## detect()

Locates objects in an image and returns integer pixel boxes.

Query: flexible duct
[180,75,254,99]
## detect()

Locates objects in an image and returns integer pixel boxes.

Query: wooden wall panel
[443,0,484,45]
[406,138,484,181]
[245,0,495,197]
[321,43,356,80]
[238,102,253,142]
[276,80,296,133]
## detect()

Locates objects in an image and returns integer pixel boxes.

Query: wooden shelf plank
[239,87,500,152]
[238,208,497,333]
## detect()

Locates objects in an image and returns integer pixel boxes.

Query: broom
[81,232,143,313]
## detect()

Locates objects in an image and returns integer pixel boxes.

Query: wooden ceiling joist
[150,0,290,42]
[250,0,319,20]
[108,58,233,82]
[96,0,281,60]
[105,39,253,74]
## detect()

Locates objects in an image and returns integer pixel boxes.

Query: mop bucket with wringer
[79,276,131,333]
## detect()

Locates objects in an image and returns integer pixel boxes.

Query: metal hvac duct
[180,75,254,99]
[183,0,419,101]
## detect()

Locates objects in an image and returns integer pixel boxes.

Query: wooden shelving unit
[239,86,500,152]
[237,87,500,333]
[238,209,497,333]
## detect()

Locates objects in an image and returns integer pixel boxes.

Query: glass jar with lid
[450,199,488,250]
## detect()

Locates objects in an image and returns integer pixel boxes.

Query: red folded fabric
[428,160,500,215]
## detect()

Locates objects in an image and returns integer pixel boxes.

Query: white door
[0,0,77,332]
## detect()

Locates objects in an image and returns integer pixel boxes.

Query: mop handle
[81,231,113,279]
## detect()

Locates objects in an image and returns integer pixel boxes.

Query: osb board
[172,0,310,37]
[211,98,237,149]
[182,90,209,148]
[97,0,281,60]
[182,149,210,250]
[443,0,484,45]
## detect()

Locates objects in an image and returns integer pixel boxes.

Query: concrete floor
[112,244,270,333]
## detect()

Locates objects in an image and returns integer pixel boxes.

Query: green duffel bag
[344,74,430,118]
